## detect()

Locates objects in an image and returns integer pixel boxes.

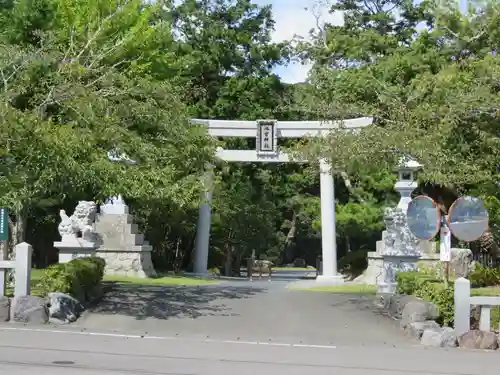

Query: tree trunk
[0,241,7,261]
[224,242,232,277]
[283,210,298,264]
[173,237,182,273]
[339,172,364,203]
[9,206,27,248]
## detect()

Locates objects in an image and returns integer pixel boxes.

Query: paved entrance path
[74,280,411,347]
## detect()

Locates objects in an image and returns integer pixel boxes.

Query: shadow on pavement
[88,283,267,321]
[327,293,401,331]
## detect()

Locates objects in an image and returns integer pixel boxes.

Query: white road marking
[0,326,337,349]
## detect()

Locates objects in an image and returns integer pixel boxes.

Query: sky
[253,0,344,84]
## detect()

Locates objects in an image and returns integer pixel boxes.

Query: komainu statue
[382,207,419,255]
[58,201,98,243]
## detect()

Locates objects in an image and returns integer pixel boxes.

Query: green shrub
[338,249,368,277]
[396,271,454,326]
[468,264,500,287]
[395,271,438,295]
[414,280,455,326]
[397,270,500,328]
[39,256,106,301]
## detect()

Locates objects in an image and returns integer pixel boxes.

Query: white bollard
[0,268,6,297]
[14,242,32,297]
[454,277,471,337]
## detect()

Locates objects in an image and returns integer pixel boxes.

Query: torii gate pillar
[193,168,214,275]
[316,159,343,284]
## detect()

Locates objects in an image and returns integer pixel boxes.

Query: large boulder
[405,320,441,339]
[458,330,498,350]
[0,296,10,321]
[11,296,49,324]
[400,300,439,329]
[421,327,457,348]
[48,292,84,324]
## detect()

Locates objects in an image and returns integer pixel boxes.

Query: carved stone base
[95,250,156,278]
[357,251,441,285]
[54,240,97,264]
[378,255,420,294]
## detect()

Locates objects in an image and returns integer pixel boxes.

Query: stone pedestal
[54,239,97,264]
[377,255,420,293]
[95,199,156,278]
[360,246,440,286]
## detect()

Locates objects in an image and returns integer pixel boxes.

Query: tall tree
[0,0,215,262]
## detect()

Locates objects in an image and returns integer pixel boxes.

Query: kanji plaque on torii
[256,120,277,156]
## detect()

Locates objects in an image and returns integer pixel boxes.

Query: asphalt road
[0,327,497,375]
[71,281,409,347]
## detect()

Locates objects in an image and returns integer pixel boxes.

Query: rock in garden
[421,327,457,348]
[401,300,439,329]
[48,292,84,324]
[0,296,10,321]
[12,296,49,324]
[458,330,499,350]
[385,295,419,319]
[405,320,441,339]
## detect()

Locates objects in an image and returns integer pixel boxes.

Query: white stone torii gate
[190,117,373,285]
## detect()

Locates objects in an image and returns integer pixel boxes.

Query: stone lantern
[394,157,423,213]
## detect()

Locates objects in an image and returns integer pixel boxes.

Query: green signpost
[0,208,8,241]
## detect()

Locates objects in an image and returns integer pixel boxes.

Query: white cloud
[253,0,344,83]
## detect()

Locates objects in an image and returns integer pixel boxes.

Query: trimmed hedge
[39,256,106,301]
[396,271,500,329]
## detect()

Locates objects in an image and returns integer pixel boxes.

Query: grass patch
[5,268,46,297]
[103,274,219,286]
[472,286,500,296]
[5,269,217,297]
[291,283,377,294]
